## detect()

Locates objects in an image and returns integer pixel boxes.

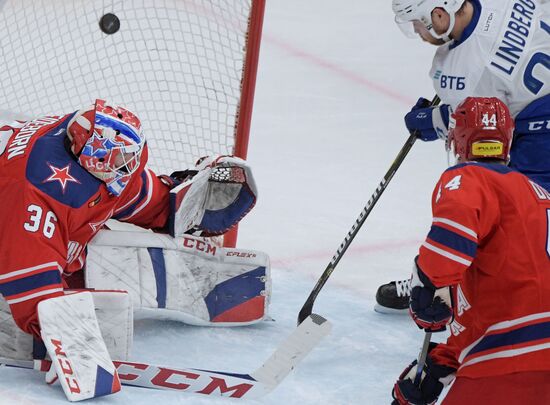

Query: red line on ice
[272,239,422,268]
[264,34,415,106]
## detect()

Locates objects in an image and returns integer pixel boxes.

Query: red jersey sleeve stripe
[0,262,62,282]
[433,217,478,241]
[114,186,142,215]
[427,225,478,258]
[0,270,62,302]
[421,241,473,266]
[118,169,154,220]
[5,286,63,305]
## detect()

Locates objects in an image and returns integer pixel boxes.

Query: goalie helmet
[447,97,514,163]
[67,99,145,196]
[392,0,464,41]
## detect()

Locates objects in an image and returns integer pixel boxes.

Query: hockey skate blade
[373,303,409,315]
[251,313,331,392]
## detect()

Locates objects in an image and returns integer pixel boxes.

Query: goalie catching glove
[168,155,257,237]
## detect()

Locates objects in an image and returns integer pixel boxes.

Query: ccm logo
[182,237,216,255]
[50,339,81,394]
[115,362,253,398]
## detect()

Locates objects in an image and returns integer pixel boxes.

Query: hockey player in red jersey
[392,97,550,405]
[0,99,258,400]
[0,99,258,336]
[0,100,170,338]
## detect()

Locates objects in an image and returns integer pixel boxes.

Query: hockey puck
[99,13,120,35]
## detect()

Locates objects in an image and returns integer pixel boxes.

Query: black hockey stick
[297,95,441,325]
[414,331,432,384]
[391,331,433,405]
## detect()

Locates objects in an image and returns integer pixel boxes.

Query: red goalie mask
[447,97,514,163]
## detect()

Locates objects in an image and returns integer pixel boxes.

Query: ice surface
[0,0,452,403]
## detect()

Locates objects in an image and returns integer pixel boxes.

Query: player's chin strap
[443,13,456,42]
[433,13,456,43]
[168,155,258,237]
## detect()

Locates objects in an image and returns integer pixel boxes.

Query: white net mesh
[0,0,261,174]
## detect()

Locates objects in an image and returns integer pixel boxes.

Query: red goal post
[0,0,266,247]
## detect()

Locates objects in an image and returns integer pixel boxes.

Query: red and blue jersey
[0,113,171,337]
[418,162,550,378]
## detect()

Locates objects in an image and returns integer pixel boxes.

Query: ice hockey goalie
[0,103,268,401]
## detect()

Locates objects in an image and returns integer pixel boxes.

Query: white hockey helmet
[392,0,464,41]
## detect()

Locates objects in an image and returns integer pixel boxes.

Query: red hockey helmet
[67,99,144,196]
[447,97,514,163]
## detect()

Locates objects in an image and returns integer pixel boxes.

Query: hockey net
[0,0,265,246]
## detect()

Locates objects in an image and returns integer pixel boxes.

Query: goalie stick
[0,314,331,400]
[297,95,441,325]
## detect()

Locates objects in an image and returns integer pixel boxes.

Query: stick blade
[251,313,331,393]
[297,302,313,326]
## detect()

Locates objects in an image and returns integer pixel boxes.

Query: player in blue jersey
[377,0,550,312]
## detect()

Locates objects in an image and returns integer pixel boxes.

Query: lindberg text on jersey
[490,0,536,76]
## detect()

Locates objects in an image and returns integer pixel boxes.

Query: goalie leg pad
[86,232,271,326]
[0,297,33,360]
[205,265,267,323]
[86,290,133,361]
[38,292,121,401]
[0,290,132,362]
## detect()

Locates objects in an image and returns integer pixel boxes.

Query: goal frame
[224,0,266,247]
[0,0,266,248]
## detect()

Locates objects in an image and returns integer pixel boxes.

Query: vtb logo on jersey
[43,163,81,193]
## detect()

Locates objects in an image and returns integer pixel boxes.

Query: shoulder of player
[24,125,106,209]
[443,162,516,178]
[437,0,509,58]
[439,162,520,189]
[432,163,521,206]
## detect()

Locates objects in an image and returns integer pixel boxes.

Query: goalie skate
[374,279,411,314]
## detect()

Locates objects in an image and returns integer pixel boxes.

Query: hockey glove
[168,155,257,237]
[392,343,456,405]
[409,259,453,332]
[405,97,450,142]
